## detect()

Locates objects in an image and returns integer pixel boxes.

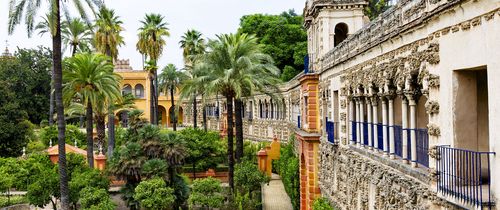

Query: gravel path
[261,174,293,210]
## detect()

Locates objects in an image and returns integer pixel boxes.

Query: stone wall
[319,141,459,210]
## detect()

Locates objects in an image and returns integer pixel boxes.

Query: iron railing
[394,125,403,157]
[415,128,429,167]
[297,115,301,129]
[351,121,357,144]
[436,146,495,208]
[362,122,369,146]
[376,123,384,151]
[325,118,337,144]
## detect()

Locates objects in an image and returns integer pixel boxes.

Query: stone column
[349,98,355,145]
[371,97,379,151]
[381,97,388,156]
[359,97,365,147]
[366,98,373,149]
[388,95,395,159]
[401,96,409,163]
[408,95,418,167]
[355,98,361,146]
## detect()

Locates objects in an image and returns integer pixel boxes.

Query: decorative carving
[341,125,346,134]
[340,113,347,121]
[427,124,441,137]
[460,21,471,31]
[427,74,440,88]
[425,100,440,115]
[340,100,347,109]
[428,145,440,160]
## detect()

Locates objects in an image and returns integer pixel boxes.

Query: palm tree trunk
[154,71,159,125]
[53,1,70,208]
[193,95,197,128]
[226,95,235,191]
[234,99,244,162]
[86,102,94,168]
[203,104,207,132]
[170,87,177,131]
[49,79,54,126]
[106,48,115,157]
[71,44,77,57]
[107,108,115,157]
[150,74,155,124]
[96,115,106,152]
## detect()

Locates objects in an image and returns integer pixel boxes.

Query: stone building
[118,0,499,208]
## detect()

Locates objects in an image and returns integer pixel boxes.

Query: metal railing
[376,123,384,151]
[415,128,429,167]
[351,121,357,144]
[394,125,403,157]
[436,146,496,208]
[297,115,301,129]
[362,122,369,146]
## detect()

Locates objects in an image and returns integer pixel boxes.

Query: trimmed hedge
[275,135,300,210]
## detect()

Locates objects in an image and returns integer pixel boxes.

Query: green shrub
[134,178,175,210]
[0,196,28,208]
[313,197,334,210]
[179,128,226,171]
[39,124,86,149]
[276,135,300,210]
[39,119,49,128]
[79,187,116,210]
[234,160,269,197]
[188,177,224,209]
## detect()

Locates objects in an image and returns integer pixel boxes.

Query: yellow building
[114,59,184,128]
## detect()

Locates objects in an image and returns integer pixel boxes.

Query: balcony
[436,146,495,208]
[325,118,338,145]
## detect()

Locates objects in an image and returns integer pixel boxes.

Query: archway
[134,84,145,98]
[178,107,184,125]
[122,84,132,95]
[334,23,349,46]
[158,105,167,127]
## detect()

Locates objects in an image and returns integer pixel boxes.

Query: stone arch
[134,84,145,98]
[334,22,349,46]
[158,105,167,127]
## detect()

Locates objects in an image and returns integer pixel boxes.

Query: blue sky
[1,0,305,70]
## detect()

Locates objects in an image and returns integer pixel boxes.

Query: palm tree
[62,17,92,56]
[195,33,281,189]
[179,29,206,129]
[136,13,170,125]
[94,6,125,157]
[63,53,122,168]
[159,64,188,131]
[8,1,100,208]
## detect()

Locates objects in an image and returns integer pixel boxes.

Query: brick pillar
[297,73,321,210]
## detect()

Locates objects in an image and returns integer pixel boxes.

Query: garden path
[261,173,293,210]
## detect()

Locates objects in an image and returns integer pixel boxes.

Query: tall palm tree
[136,13,170,125]
[8,1,100,208]
[195,33,281,189]
[159,64,187,131]
[62,17,92,56]
[63,53,122,168]
[179,29,206,129]
[94,6,125,157]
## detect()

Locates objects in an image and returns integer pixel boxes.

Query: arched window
[134,84,144,98]
[122,84,132,95]
[259,100,263,118]
[334,23,349,47]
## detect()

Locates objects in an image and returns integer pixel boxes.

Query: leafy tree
[0,169,15,205]
[159,64,188,131]
[238,10,307,81]
[69,169,110,208]
[26,164,59,210]
[365,0,391,20]
[141,158,168,179]
[189,177,224,210]
[63,53,122,167]
[276,136,300,210]
[0,85,31,157]
[8,0,101,207]
[234,160,270,199]
[79,187,116,210]
[179,128,225,172]
[313,197,335,210]
[136,13,170,124]
[134,178,175,210]
[38,124,86,149]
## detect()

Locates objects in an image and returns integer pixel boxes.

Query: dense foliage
[313,197,335,210]
[234,160,269,198]
[38,124,86,148]
[79,187,116,210]
[365,0,391,20]
[0,47,52,125]
[275,135,300,210]
[134,178,175,210]
[188,177,224,209]
[179,128,225,171]
[238,10,307,81]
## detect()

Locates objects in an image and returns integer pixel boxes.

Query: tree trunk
[203,104,207,132]
[96,115,106,152]
[234,99,244,162]
[53,1,70,208]
[149,74,155,124]
[170,87,177,131]
[86,102,94,168]
[193,95,198,128]
[49,81,54,126]
[106,47,115,158]
[107,109,115,157]
[71,43,77,57]
[226,95,235,191]
[154,71,159,125]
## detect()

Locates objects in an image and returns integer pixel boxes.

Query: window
[122,84,132,95]
[135,84,144,98]
[334,23,349,47]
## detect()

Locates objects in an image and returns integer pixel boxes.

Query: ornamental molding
[425,100,440,115]
[427,123,441,137]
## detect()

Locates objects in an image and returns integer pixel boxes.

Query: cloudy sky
[1,0,305,70]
